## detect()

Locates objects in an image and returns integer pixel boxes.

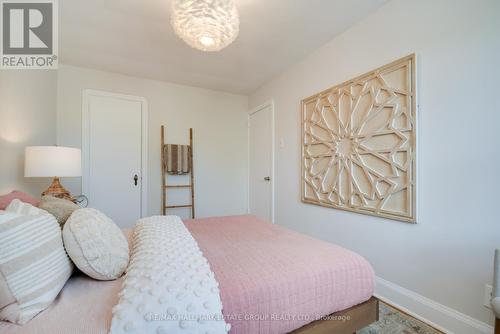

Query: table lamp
[24,146,82,200]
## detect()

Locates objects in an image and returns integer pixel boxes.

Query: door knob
[133,174,138,186]
[264,176,271,181]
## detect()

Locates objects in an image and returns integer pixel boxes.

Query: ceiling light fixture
[171,0,239,52]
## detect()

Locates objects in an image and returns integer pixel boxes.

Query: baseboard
[375,276,494,334]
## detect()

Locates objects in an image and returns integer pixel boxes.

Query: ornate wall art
[301,54,416,222]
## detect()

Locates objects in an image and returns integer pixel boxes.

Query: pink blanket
[184,215,374,334]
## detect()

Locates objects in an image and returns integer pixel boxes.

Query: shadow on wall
[0,70,57,196]
[0,137,51,196]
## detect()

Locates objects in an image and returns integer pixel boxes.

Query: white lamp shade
[25,146,82,177]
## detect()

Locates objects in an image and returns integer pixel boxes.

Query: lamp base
[42,177,72,201]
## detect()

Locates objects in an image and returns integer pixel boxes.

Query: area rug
[358,302,441,334]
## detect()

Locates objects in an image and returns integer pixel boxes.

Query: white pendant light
[171,0,239,52]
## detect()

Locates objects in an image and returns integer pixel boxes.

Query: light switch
[279,138,285,148]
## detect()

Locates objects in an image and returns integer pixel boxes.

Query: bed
[0,215,376,334]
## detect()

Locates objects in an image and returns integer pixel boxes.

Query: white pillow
[6,198,49,216]
[0,211,73,324]
[63,208,129,280]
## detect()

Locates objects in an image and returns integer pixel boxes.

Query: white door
[249,104,274,222]
[83,91,147,227]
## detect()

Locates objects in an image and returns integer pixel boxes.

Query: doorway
[82,90,148,227]
[248,101,274,223]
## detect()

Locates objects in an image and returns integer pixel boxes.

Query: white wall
[250,0,500,330]
[57,65,248,220]
[0,71,57,195]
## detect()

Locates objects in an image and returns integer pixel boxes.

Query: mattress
[0,215,374,334]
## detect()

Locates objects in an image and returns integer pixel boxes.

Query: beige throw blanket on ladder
[164,144,190,175]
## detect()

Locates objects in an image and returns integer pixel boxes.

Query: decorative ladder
[161,125,195,218]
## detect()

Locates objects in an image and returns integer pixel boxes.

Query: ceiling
[59,0,388,95]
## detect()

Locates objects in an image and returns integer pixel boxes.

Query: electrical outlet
[484,284,493,309]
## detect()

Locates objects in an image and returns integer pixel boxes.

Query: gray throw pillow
[38,195,79,227]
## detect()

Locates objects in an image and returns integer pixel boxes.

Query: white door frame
[248,100,275,224]
[82,89,149,218]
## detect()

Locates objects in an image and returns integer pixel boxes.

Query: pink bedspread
[184,215,374,334]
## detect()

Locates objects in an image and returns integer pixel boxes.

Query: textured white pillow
[63,208,129,280]
[38,196,80,227]
[0,211,73,324]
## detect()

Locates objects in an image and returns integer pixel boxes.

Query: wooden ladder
[161,125,195,218]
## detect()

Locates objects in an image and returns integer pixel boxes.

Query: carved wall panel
[301,54,416,222]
